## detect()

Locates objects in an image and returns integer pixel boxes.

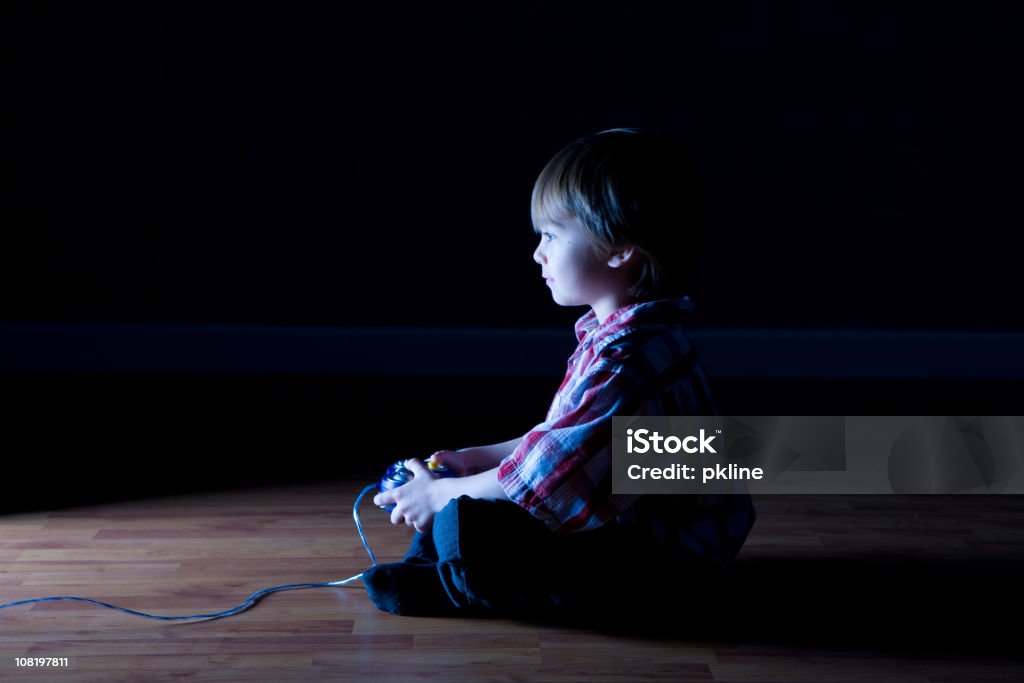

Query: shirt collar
[573,296,695,345]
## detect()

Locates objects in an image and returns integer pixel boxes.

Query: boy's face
[533,215,627,317]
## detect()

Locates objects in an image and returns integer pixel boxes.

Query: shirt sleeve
[496,360,641,533]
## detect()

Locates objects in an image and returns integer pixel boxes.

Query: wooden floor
[1,482,1021,682]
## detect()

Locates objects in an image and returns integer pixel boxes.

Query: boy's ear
[606,245,637,269]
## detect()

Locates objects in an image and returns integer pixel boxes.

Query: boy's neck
[591,293,641,324]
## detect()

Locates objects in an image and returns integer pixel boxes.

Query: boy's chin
[550,296,589,311]
[548,291,574,306]
[550,295,573,308]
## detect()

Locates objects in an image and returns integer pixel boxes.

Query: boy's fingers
[405,458,430,477]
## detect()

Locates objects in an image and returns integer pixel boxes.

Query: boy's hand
[427,449,470,476]
[373,458,452,533]
[428,447,507,476]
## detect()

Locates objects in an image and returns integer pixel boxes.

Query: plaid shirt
[497,297,755,564]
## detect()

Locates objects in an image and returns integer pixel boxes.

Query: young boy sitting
[364,128,756,617]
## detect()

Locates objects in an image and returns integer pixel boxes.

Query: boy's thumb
[428,450,455,465]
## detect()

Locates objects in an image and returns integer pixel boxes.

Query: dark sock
[361,562,458,617]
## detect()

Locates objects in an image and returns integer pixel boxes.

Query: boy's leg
[402,531,439,565]
[431,496,564,613]
[361,528,457,616]
[364,496,709,617]
[433,497,715,616]
[362,496,559,616]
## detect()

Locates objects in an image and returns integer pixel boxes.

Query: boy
[365,128,756,616]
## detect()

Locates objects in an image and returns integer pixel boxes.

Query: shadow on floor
[531,555,1023,660]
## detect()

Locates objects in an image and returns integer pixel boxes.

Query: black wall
[2,2,1022,511]
[3,1,1021,330]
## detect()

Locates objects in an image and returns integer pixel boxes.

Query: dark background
[1,1,1022,510]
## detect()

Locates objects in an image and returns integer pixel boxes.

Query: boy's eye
[542,232,556,241]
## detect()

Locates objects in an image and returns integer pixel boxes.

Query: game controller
[378,459,457,511]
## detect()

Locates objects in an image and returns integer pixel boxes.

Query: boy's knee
[433,496,551,567]
[435,495,542,535]
[432,495,473,537]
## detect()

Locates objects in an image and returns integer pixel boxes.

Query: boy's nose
[533,242,546,265]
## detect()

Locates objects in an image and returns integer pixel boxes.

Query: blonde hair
[531,128,703,300]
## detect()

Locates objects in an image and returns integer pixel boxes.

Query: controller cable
[0,484,380,622]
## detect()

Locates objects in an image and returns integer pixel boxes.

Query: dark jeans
[401,496,709,615]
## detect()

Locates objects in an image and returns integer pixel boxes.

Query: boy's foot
[361,562,459,617]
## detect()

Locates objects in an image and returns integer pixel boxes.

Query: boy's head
[531,128,704,303]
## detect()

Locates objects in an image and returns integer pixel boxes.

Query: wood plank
[0,483,1021,681]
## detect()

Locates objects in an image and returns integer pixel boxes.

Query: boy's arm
[428,436,524,476]
[433,465,508,502]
